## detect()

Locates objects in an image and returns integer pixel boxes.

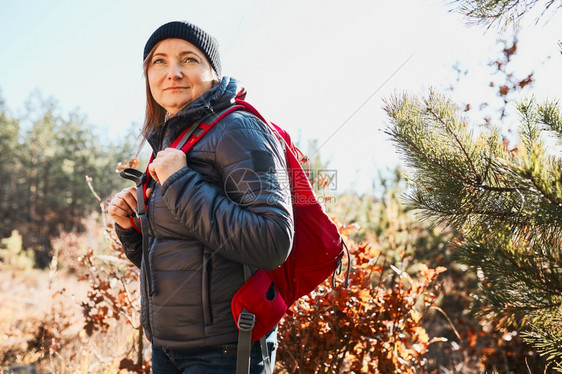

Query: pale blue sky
[0,0,560,192]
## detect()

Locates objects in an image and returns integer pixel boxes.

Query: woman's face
[147,38,215,117]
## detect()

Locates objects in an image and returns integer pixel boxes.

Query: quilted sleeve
[160,112,294,270]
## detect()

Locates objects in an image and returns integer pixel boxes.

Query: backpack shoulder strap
[139,105,243,203]
[174,105,244,153]
[233,98,311,172]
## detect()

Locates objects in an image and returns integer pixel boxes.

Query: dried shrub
[77,175,150,373]
[277,236,446,373]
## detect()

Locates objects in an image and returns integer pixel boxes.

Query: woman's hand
[108,187,138,229]
[148,148,187,185]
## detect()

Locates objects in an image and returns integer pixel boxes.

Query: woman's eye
[182,57,198,63]
[153,58,164,64]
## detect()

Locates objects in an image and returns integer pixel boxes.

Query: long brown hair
[141,47,167,141]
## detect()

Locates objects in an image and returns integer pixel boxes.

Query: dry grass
[0,215,148,373]
[1,267,81,371]
[0,268,146,373]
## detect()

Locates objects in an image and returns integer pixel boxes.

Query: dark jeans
[151,328,277,374]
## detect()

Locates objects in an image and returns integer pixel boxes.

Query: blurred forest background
[1,0,561,373]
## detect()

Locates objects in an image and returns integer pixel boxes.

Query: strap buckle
[237,311,255,331]
[119,168,144,186]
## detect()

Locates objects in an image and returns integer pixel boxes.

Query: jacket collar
[147,76,242,152]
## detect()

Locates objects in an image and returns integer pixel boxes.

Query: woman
[108,21,294,373]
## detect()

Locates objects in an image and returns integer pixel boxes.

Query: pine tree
[384,1,561,368]
[0,93,20,239]
[0,91,136,266]
[384,72,562,370]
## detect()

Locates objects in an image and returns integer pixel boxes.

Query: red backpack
[122,92,349,374]
[228,96,350,374]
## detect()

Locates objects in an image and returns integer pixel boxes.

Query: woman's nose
[168,63,182,79]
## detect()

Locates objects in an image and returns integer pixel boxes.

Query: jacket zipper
[140,259,153,339]
[202,252,213,325]
[140,179,155,340]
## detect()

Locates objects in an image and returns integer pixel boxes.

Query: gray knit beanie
[143,21,221,77]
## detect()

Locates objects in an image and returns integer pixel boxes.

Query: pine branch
[386,92,520,194]
[425,106,480,180]
[459,0,527,27]
[386,92,562,244]
[539,99,562,144]
[388,130,468,184]
[412,191,518,219]
[528,173,562,208]
[460,231,562,323]
[518,98,562,148]
[451,0,562,28]
[522,318,562,370]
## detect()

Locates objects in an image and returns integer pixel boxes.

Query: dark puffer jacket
[116,77,294,349]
